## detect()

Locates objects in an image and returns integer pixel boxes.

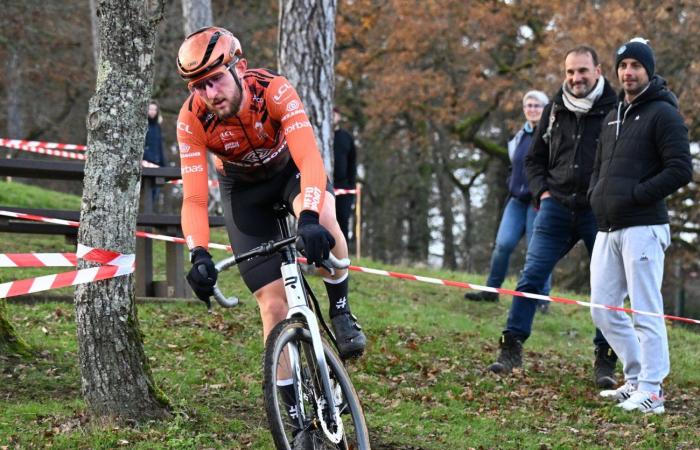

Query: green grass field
[1,181,699,448]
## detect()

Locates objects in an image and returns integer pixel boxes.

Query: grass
[0,180,82,210]
[2,257,700,448]
[2,181,700,448]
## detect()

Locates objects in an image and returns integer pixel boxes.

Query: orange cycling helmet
[176,27,243,84]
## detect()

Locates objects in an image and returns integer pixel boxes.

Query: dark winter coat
[588,76,693,231]
[333,127,356,189]
[526,79,617,209]
[507,124,535,203]
[144,118,165,166]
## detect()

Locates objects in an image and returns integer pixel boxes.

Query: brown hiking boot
[488,332,523,373]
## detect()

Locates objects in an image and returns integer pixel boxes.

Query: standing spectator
[589,38,692,414]
[464,90,552,308]
[333,108,357,243]
[487,46,620,389]
[144,100,166,205]
[144,100,166,167]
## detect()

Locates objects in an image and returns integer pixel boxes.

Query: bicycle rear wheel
[263,318,370,450]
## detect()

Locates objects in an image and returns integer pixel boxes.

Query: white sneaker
[600,380,637,402]
[617,389,665,414]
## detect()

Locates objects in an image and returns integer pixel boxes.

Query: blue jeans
[486,197,551,294]
[504,197,608,346]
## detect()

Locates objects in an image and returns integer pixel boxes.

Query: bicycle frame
[210,210,349,432]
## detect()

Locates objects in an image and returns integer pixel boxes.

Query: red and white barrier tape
[0,252,77,267]
[294,257,700,326]
[7,209,696,325]
[334,188,357,195]
[1,139,159,168]
[0,210,231,251]
[2,142,87,160]
[0,138,87,151]
[166,181,354,194]
[0,244,134,299]
[168,179,220,187]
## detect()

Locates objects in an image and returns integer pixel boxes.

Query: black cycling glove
[297,210,336,267]
[186,247,217,303]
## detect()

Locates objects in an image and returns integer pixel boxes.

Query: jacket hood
[621,75,679,109]
[553,77,617,109]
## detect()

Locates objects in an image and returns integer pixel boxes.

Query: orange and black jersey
[177,68,327,249]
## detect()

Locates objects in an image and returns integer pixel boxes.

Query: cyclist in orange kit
[176,27,366,359]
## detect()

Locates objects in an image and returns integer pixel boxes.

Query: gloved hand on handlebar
[186,247,217,305]
[296,210,336,267]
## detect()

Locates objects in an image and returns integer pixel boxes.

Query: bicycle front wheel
[263,318,370,450]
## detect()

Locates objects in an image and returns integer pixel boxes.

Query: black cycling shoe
[331,313,367,359]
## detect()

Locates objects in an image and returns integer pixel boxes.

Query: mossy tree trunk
[0,300,31,357]
[74,0,169,422]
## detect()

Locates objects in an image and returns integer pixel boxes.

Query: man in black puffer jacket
[589,38,693,415]
[487,45,620,389]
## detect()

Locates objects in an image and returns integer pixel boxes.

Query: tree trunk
[5,49,23,140]
[181,0,222,216]
[181,0,213,36]
[0,47,29,355]
[431,123,457,270]
[0,300,31,357]
[89,0,100,69]
[75,0,169,422]
[278,0,336,173]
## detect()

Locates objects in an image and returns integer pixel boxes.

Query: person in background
[333,108,357,243]
[144,100,166,205]
[486,46,620,389]
[464,90,551,310]
[589,38,692,414]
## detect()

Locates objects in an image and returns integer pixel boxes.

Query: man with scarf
[487,46,619,389]
[589,38,692,414]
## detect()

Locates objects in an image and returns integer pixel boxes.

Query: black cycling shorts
[219,159,334,293]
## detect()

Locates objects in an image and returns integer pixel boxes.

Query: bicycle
[210,203,370,450]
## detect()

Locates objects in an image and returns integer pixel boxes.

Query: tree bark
[181,0,213,36]
[180,0,222,216]
[278,0,336,173]
[0,47,29,355]
[0,300,32,357]
[75,0,169,422]
[431,123,457,270]
[89,0,100,69]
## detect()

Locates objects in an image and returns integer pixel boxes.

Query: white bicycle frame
[280,261,340,426]
[211,236,350,436]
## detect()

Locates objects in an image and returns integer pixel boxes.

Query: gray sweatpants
[590,224,670,393]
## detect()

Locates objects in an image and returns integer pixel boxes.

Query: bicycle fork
[280,262,341,430]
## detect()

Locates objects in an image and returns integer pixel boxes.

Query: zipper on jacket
[600,101,637,228]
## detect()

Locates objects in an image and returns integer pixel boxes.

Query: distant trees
[0,0,697,297]
[336,0,700,289]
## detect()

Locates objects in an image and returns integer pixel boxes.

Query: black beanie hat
[615,38,655,77]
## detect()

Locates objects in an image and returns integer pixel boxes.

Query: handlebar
[209,237,350,309]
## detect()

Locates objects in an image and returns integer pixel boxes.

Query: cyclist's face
[190,61,245,119]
